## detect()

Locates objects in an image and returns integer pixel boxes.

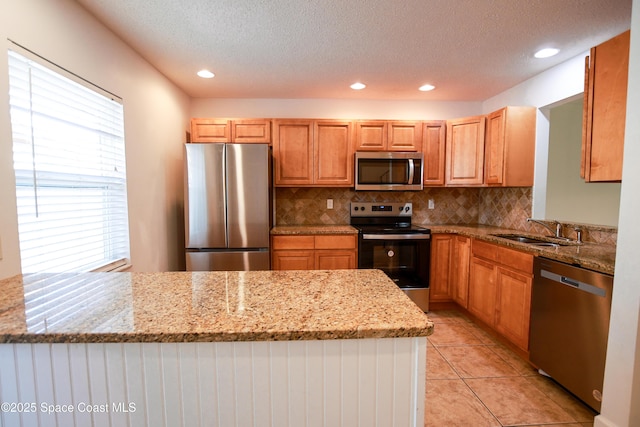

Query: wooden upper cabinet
[190,118,230,142]
[314,120,354,186]
[190,118,271,143]
[484,106,536,186]
[231,119,271,143]
[445,115,486,185]
[582,30,630,182]
[273,119,354,187]
[355,121,387,150]
[355,120,421,151]
[387,121,422,151]
[273,120,314,186]
[422,121,446,186]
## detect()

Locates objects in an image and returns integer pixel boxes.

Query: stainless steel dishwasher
[530,257,613,413]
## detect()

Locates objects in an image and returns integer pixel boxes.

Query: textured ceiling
[76,0,632,101]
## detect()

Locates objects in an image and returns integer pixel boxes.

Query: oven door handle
[362,233,431,240]
[407,159,415,184]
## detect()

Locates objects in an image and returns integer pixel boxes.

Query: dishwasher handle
[560,276,580,287]
[540,269,607,297]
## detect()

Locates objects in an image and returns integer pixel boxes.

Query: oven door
[358,233,430,289]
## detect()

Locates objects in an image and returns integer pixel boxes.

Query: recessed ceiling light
[197,69,215,78]
[350,82,366,90]
[419,84,435,92]
[534,48,559,59]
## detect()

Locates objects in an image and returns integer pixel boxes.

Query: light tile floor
[425,309,597,427]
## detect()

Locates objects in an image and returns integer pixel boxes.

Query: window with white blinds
[8,47,130,273]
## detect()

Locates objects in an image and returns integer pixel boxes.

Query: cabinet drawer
[471,239,499,262]
[272,235,315,250]
[314,235,356,250]
[497,246,533,274]
[472,239,533,274]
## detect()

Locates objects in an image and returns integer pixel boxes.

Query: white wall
[482,53,588,220]
[546,100,621,226]
[191,98,481,120]
[596,0,640,425]
[0,0,191,278]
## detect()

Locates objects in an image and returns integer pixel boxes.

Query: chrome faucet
[527,218,563,238]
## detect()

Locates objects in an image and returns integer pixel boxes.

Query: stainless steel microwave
[355,151,424,191]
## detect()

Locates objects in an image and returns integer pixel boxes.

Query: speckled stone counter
[0,269,433,344]
[428,224,616,275]
[272,223,616,275]
[271,224,358,235]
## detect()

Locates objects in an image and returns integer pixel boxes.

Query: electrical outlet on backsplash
[274,187,617,246]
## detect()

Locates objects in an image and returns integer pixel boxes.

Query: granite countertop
[429,225,616,275]
[0,269,433,344]
[271,225,358,235]
[272,224,616,275]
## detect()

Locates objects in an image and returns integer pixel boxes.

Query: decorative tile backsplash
[274,186,617,245]
[275,187,481,226]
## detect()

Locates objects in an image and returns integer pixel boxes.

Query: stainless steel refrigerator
[184,143,271,271]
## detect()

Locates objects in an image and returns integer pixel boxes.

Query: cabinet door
[485,106,536,187]
[451,236,470,308]
[495,267,532,351]
[422,121,446,185]
[272,251,315,270]
[388,121,422,151]
[314,120,354,186]
[484,109,506,185]
[315,250,356,269]
[232,119,271,143]
[355,121,387,151]
[445,116,486,185]
[273,120,314,186]
[582,30,630,182]
[429,234,453,302]
[468,256,497,326]
[190,118,230,142]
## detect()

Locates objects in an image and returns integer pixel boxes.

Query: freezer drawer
[186,251,270,271]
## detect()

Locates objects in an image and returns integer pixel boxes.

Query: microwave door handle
[407,159,415,184]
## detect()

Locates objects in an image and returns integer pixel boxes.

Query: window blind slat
[8,49,130,273]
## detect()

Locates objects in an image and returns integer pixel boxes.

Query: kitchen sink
[490,234,572,247]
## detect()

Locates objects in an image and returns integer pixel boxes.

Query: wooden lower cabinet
[451,236,470,308]
[429,234,470,305]
[271,234,357,270]
[467,239,533,352]
[429,234,453,302]
[272,250,315,270]
[495,267,532,351]
[468,256,498,326]
[315,250,356,270]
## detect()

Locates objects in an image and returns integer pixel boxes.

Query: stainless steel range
[350,202,431,311]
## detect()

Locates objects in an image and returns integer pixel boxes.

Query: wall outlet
[428,199,435,210]
[327,199,334,209]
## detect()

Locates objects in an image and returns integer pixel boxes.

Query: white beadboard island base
[0,337,426,427]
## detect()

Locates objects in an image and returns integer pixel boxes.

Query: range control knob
[354,206,359,211]
[405,206,411,212]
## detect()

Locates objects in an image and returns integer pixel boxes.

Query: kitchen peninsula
[0,269,432,427]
